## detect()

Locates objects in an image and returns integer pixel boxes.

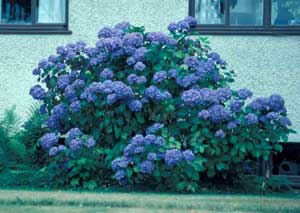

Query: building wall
[0,0,299,141]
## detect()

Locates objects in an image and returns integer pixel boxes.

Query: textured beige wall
[0,0,299,140]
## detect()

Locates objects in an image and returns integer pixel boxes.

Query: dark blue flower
[100,68,114,79]
[245,113,258,125]
[139,160,154,174]
[30,85,46,100]
[69,138,83,151]
[49,147,59,156]
[134,62,146,71]
[67,128,82,140]
[215,129,226,138]
[153,71,167,83]
[164,149,182,167]
[237,88,253,100]
[279,117,292,126]
[182,150,195,162]
[40,133,58,150]
[146,123,164,134]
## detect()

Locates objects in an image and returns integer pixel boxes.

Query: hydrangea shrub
[30,17,294,191]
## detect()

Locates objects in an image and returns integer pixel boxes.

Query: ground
[0,189,300,212]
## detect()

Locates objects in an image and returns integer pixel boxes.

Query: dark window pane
[37,0,66,24]
[272,0,300,25]
[230,0,263,25]
[195,0,225,24]
[0,0,32,24]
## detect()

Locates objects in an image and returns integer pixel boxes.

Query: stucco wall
[0,0,299,141]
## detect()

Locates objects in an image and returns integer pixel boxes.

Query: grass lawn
[0,189,300,212]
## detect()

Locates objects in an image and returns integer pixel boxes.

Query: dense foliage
[30,17,294,191]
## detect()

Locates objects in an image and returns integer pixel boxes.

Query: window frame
[0,0,71,34]
[189,0,300,35]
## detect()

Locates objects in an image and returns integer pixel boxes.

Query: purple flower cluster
[181,88,232,106]
[100,68,114,79]
[208,105,232,123]
[144,86,172,101]
[40,133,58,150]
[164,149,195,167]
[153,71,167,83]
[30,85,46,100]
[167,16,197,33]
[146,123,164,134]
[127,74,147,85]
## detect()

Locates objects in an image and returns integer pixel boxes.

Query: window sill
[0,26,72,35]
[191,26,300,36]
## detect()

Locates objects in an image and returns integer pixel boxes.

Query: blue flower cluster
[144,86,172,101]
[167,16,197,33]
[112,132,196,184]
[40,127,96,157]
[181,88,232,107]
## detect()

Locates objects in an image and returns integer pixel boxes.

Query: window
[0,0,70,34]
[189,0,300,35]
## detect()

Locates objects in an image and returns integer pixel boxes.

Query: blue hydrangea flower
[122,32,144,47]
[52,104,68,119]
[123,144,135,157]
[269,94,285,112]
[100,68,114,79]
[165,149,183,167]
[146,32,169,45]
[279,117,292,126]
[70,101,81,112]
[131,134,145,146]
[144,134,157,145]
[153,71,167,83]
[58,145,67,152]
[98,27,113,38]
[115,170,127,182]
[32,68,41,76]
[133,47,147,61]
[69,138,83,151]
[230,100,244,113]
[245,113,258,125]
[147,152,157,161]
[197,110,210,120]
[126,57,136,66]
[182,150,195,162]
[208,105,232,123]
[153,136,165,146]
[49,147,59,156]
[67,128,82,140]
[183,16,197,27]
[168,22,179,32]
[267,112,278,120]
[227,120,239,129]
[248,97,269,111]
[181,89,202,106]
[127,100,142,112]
[215,129,226,138]
[134,62,146,71]
[40,133,58,150]
[86,138,96,148]
[178,20,190,31]
[146,123,164,134]
[134,146,145,154]
[237,88,253,100]
[112,157,131,171]
[184,56,200,69]
[139,160,154,174]
[30,85,46,100]
[57,74,70,90]
[168,69,178,78]
[46,116,60,131]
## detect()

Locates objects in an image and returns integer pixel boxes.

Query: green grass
[0,189,300,212]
